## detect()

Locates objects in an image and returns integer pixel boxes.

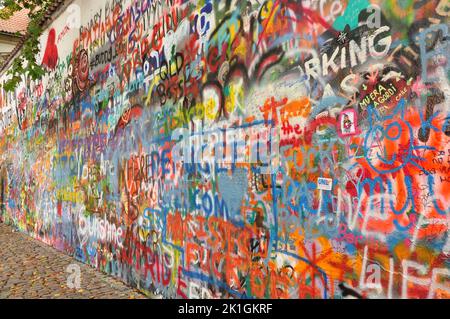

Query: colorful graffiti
[0,0,449,299]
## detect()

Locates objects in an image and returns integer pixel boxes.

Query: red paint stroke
[114,104,143,135]
[304,116,337,144]
[42,28,59,70]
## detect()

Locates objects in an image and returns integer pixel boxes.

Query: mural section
[0,0,449,299]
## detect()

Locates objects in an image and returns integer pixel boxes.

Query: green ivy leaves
[0,0,55,92]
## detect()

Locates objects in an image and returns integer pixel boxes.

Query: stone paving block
[0,223,147,299]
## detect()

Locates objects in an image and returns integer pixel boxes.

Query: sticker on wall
[317,178,333,191]
[338,108,360,137]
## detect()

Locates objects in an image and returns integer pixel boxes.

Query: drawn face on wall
[363,99,427,175]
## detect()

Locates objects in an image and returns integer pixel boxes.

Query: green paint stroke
[333,0,370,31]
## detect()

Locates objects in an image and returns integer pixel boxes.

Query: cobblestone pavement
[0,222,148,299]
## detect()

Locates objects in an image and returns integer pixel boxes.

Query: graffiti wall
[0,0,449,299]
